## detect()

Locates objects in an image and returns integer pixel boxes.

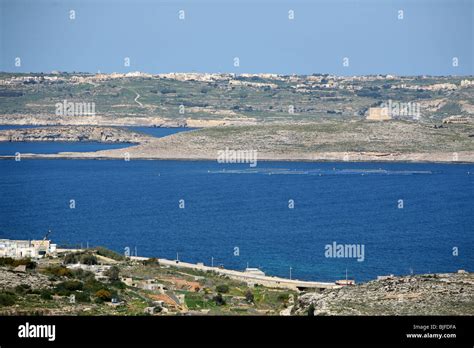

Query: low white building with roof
[0,239,57,259]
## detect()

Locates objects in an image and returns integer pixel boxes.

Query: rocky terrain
[293,272,474,315]
[0,267,51,290]
[5,120,473,163]
[1,72,473,162]
[0,249,300,316]
[1,254,472,316]
[0,114,238,128]
[0,126,154,144]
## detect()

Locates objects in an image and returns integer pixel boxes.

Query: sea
[0,126,472,282]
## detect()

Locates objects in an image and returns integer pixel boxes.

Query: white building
[0,239,57,259]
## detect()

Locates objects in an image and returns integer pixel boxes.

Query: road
[131,256,340,291]
[133,91,143,107]
[57,247,340,290]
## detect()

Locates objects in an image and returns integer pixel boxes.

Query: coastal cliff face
[0,126,154,144]
[293,272,474,315]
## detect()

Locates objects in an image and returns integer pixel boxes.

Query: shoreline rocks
[293,272,474,315]
[0,126,154,144]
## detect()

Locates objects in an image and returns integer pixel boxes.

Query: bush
[10,258,36,269]
[84,279,107,293]
[63,281,83,291]
[43,266,72,278]
[104,266,120,281]
[110,280,125,289]
[216,284,229,294]
[55,280,83,295]
[245,290,254,303]
[93,247,125,261]
[307,303,315,316]
[64,253,79,264]
[277,293,290,302]
[213,293,226,306]
[0,257,14,267]
[95,289,112,302]
[64,252,97,265]
[75,291,91,303]
[142,258,159,266]
[14,284,31,295]
[40,289,52,300]
[0,292,16,306]
[80,254,97,265]
[71,269,95,281]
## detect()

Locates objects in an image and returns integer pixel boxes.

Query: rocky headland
[1,121,472,163]
[0,126,154,144]
[292,272,474,315]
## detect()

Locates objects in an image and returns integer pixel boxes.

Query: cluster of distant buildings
[0,239,57,259]
[0,75,61,85]
[1,71,472,93]
[391,83,458,91]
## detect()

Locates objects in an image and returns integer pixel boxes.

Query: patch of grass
[184,292,217,310]
[92,247,125,261]
[0,291,16,306]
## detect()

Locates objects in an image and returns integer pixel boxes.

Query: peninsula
[0,72,473,163]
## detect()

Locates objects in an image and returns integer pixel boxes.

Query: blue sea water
[125,127,195,137]
[0,125,47,130]
[0,159,472,282]
[0,142,132,155]
[0,125,195,138]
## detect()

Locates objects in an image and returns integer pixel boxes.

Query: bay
[0,159,472,282]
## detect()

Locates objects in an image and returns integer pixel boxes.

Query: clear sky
[1,0,472,75]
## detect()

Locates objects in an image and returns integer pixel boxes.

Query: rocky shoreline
[0,114,249,128]
[292,272,474,315]
[3,152,474,164]
[1,262,472,315]
[0,122,473,163]
[0,125,154,144]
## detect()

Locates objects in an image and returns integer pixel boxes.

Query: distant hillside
[0,73,473,126]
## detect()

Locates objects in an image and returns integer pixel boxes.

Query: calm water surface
[0,126,193,155]
[0,159,472,282]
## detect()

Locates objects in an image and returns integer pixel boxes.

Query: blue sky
[1,0,472,75]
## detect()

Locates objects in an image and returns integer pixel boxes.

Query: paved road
[131,256,340,291]
[57,248,339,290]
[134,91,143,107]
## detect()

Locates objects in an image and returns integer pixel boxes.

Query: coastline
[1,151,473,164]
[53,247,340,291]
[1,121,473,163]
